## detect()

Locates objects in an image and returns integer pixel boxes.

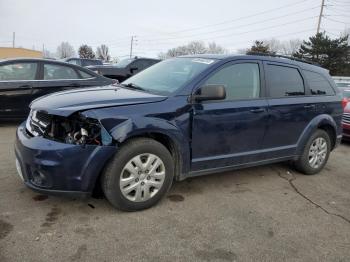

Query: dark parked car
[87,57,160,82]
[64,58,103,67]
[15,55,342,211]
[0,58,114,119]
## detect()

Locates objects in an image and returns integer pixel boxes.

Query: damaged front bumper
[14,122,117,197]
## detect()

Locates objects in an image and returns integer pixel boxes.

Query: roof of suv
[181,54,327,73]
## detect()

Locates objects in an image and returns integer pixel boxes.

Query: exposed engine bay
[26,110,111,146]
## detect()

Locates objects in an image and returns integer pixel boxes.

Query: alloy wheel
[308,137,327,169]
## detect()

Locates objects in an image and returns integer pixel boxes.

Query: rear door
[0,61,39,119]
[261,62,316,158]
[191,60,269,171]
[31,62,103,101]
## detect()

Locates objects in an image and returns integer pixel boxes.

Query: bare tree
[56,42,75,58]
[342,28,350,44]
[207,42,227,54]
[264,38,302,56]
[43,49,53,59]
[158,41,227,59]
[96,44,111,62]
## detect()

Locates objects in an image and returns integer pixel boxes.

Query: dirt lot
[0,123,349,262]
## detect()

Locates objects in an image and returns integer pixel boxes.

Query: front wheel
[101,138,174,211]
[294,129,331,175]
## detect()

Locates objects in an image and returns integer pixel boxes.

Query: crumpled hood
[30,85,167,117]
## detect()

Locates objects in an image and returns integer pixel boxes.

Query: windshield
[114,58,134,68]
[122,57,217,95]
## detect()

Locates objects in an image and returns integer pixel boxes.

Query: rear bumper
[14,122,117,197]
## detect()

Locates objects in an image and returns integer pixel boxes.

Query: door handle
[304,104,316,109]
[250,108,265,113]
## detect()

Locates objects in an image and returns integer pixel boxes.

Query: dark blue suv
[15,55,343,211]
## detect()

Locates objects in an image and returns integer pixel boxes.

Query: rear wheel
[294,129,331,175]
[101,138,174,211]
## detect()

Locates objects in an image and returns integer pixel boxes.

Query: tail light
[342,98,349,109]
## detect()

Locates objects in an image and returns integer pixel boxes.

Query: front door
[0,61,39,119]
[191,61,269,171]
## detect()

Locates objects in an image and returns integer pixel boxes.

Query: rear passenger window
[44,64,79,80]
[204,63,260,100]
[303,70,335,95]
[266,64,304,97]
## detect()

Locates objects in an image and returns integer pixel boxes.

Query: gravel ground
[1,123,350,262]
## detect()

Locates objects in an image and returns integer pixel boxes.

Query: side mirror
[192,85,226,102]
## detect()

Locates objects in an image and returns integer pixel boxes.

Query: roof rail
[247,52,320,66]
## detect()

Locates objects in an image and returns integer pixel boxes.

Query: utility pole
[130,35,137,58]
[12,32,15,48]
[316,0,325,34]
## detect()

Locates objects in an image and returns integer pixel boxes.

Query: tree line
[55,43,112,62]
[53,31,349,76]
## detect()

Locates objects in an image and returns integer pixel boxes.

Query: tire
[294,129,331,175]
[101,138,174,211]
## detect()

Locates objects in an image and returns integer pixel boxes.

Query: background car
[64,57,103,67]
[342,104,350,140]
[341,89,350,108]
[0,58,114,119]
[87,57,160,82]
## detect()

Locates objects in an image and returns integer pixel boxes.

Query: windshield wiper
[121,83,146,91]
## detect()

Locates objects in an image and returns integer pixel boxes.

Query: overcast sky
[0,0,349,59]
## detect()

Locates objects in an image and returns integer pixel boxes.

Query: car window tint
[266,64,304,97]
[204,63,260,100]
[303,70,335,95]
[83,60,102,66]
[79,70,94,79]
[67,59,80,66]
[131,60,147,70]
[44,64,79,80]
[0,62,37,80]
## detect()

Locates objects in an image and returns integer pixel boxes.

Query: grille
[342,113,350,125]
[26,110,51,136]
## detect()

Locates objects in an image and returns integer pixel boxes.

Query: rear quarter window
[266,64,305,97]
[303,70,335,95]
[79,70,94,79]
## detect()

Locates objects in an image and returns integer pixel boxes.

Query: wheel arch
[296,114,338,155]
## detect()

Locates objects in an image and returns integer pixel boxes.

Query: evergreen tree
[246,41,274,55]
[294,33,350,76]
[78,45,95,59]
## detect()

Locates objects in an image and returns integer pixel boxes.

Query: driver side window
[204,63,260,100]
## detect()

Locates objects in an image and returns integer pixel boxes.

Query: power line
[324,16,350,24]
[140,16,318,46]
[137,0,318,39]
[135,28,316,53]
[140,7,320,43]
